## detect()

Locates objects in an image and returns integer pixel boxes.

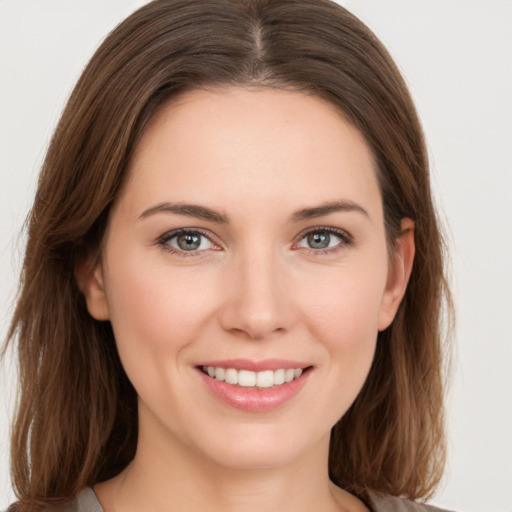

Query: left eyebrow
[290,200,369,222]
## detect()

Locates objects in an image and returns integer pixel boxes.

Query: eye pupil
[307,232,330,249]
[177,233,201,250]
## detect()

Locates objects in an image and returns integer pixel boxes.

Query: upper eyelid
[294,225,353,242]
[158,227,215,242]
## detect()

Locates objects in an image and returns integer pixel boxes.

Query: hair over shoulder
[4,0,452,509]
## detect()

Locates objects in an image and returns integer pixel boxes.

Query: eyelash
[156,227,354,257]
[294,226,354,256]
[156,228,218,257]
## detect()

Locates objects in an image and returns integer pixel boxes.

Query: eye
[296,228,352,252]
[158,229,217,254]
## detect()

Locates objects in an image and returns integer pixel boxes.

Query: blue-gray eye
[297,230,345,250]
[168,231,213,251]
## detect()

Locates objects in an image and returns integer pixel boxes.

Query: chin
[186,421,328,471]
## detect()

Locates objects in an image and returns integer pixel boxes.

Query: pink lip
[197,358,310,372]
[196,364,311,413]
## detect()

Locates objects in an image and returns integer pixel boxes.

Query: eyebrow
[138,202,229,223]
[290,200,369,222]
[138,199,368,224]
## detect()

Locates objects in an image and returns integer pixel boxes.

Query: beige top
[38,486,454,512]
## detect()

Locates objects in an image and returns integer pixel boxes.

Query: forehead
[120,86,381,220]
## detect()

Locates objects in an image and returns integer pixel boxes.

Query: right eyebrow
[138,202,230,224]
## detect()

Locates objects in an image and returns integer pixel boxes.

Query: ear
[75,257,110,321]
[377,218,415,331]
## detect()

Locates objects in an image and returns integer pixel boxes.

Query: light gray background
[1,1,511,511]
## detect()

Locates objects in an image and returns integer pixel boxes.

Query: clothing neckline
[80,486,375,512]
[79,485,452,512]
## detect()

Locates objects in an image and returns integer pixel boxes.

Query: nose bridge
[219,240,291,339]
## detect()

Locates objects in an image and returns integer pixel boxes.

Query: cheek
[300,261,387,347]
[103,253,219,373]
[102,255,225,431]
[295,260,387,407]
[313,281,380,375]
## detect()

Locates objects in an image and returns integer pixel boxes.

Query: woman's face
[83,87,412,471]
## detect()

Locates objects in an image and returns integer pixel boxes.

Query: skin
[81,87,414,512]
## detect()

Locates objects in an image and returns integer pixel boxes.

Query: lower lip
[197,368,310,412]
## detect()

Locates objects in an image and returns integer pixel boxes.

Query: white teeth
[238,370,256,387]
[203,366,305,388]
[215,367,225,381]
[256,370,274,388]
[273,368,285,385]
[225,368,238,385]
[284,369,295,383]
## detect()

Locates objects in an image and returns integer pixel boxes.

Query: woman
[4,1,453,511]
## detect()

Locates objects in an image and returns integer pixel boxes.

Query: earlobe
[377,218,415,331]
[75,258,110,321]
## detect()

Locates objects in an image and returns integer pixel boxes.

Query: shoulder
[368,492,456,512]
[58,488,103,512]
[6,489,457,512]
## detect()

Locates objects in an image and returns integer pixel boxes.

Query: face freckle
[85,86,408,472]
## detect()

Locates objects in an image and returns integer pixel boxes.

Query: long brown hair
[4,0,452,508]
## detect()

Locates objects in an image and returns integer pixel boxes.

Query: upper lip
[196,358,311,372]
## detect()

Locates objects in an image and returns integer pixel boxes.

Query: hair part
[4,0,452,508]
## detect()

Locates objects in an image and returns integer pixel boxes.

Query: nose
[218,246,294,340]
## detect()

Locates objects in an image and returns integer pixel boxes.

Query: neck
[94,407,367,512]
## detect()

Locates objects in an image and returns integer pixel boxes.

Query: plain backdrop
[1,1,511,511]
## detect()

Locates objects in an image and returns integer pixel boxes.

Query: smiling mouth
[199,366,311,389]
